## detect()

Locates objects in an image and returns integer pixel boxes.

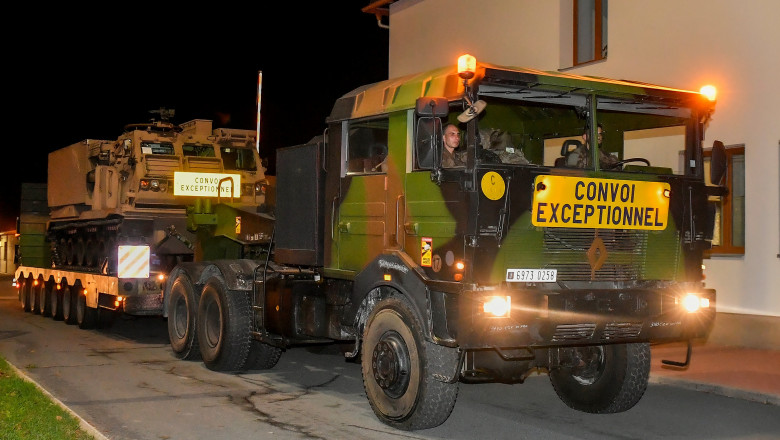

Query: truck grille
[552,323,596,341]
[145,155,181,177]
[543,228,646,281]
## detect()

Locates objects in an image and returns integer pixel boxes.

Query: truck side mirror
[415,117,441,169]
[415,97,449,117]
[710,140,727,186]
[415,97,448,171]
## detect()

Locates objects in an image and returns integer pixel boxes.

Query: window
[220,147,257,171]
[141,141,175,155]
[346,118,389,174]
[574,0,608,66]
[182,144,215,157]
[704,145,745,255]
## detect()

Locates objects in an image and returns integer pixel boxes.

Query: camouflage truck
[15,111,271,327]
[161,56,727,430]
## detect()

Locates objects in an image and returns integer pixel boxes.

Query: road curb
[7,361,110,440]
[649,375,780,406]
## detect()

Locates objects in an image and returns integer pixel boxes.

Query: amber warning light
[458,54,476,79]
[700,85,717,101]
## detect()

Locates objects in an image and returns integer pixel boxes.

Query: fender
[162,259,260,317]
[348,252,458,346]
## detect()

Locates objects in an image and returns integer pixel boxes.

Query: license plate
[506,269,557,282]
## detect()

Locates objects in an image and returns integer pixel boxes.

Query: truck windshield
[141,141,175,155]
[220,146,257,171]
[473,93,694,175]
[182,144,215,157]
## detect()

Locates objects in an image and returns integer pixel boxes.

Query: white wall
[389,0,780,317]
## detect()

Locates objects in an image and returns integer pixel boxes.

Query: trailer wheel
[76,290,97,329]
[50,285,64,321]
[196,277,252,371]
[549,342,650,413]
[21,276,32,312]
[32,279,43,314]
[167,272,201,360]
[245,340,283,370]
[361,295,459,430]
[62,285,78,325]
[41,283,53,317]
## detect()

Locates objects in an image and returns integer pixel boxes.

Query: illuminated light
[700,298,710,308]
[383,274,392,281]
[140,179,150,190]
[33,280,39,287]
[663,189,671,198]
[454,273,463,281]
[700,85,717,102]
[117,296,124,302]
[457,54,477,80]
[157,274,166,281]
[682,294,702,313]
[455,261,465,271]
[56,283,61,290]
[83,288,88,295]
[114,300,120,307]
[483,296,511,318]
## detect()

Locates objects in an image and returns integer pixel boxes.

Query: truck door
[335,117,394,272]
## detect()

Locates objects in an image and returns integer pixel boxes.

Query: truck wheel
[196,277,252,371]
[63,285,77,325]
[167,273,201,360]
[361,295,459,430]
[549,342,650,413]
[50,286,64,321]
[76,291,97,329]
[245,340,283,370]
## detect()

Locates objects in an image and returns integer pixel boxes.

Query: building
[366,0,779,348]
[0,230,19,277]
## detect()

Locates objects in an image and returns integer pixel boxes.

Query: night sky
[2,3,389,231]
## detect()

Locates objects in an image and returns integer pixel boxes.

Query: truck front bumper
[445,287,715,349]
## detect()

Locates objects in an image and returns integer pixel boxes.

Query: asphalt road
[1,279,779,440]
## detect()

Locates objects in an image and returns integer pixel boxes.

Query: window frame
[703,144,745,256]
[573,0,607,66]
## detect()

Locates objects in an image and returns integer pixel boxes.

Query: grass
[0,355,95,440]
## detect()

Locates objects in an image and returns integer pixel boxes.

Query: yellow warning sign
[421,237,432,267]
[481,171,505,201]
[173,172,241,197]
[531,175,670,230]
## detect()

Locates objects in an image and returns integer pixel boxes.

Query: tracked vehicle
[16,111,271,319]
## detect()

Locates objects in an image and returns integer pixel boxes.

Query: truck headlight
[682,293,710,313]
[483,295,511,318]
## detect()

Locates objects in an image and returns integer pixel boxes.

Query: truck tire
[549,342,650,413]
[167,273,201,360]
[196,276,252,372]
[50,286,64,321]
[76,291,97,329]
[245,340,283,370]
[361,295,459,430]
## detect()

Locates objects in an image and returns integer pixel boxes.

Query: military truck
[158,56,726,430]
[15,111,271,327]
